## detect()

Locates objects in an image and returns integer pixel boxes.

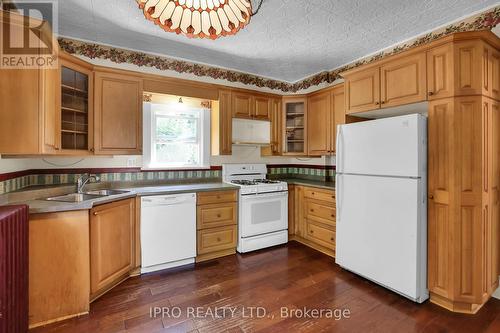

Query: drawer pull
[310,230,314,234]
[311,192,315,195]
[310,209,314,212]
[216,195,221,199]
[217,237,221,242]
[330,237,334,241]
[217,214,221,218]
[331,214,335,218]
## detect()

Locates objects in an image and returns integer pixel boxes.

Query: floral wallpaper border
[58,6,500,93]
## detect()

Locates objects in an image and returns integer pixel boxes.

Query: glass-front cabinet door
[58,57,93,153]
[283,96,307,155]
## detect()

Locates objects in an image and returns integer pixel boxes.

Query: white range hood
[232,119,270,146]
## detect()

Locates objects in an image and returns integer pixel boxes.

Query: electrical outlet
[126,157,137,167]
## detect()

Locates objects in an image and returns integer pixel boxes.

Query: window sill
[141,166,212,171]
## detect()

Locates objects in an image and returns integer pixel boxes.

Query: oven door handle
[241,191,288,199]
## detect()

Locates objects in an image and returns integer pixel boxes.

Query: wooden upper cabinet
[90,199,134,298]
[307,91,331,156]
[58,55,94,154]
[254,96,271,120]
[94,71,143,155]
[0,67,42,154]
[427,43,454,100]
[232,91,271,120]
[283,96,308,155]
[380,52,427,107]
[270,98,282,155]
[231,91,254,119]
[454,41,483,96]
[332,85,345,153]
[345,66,380,114]
[212,89,232,155]
[489,47,500,100]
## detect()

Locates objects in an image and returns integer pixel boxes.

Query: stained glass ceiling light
[136,0,255,40]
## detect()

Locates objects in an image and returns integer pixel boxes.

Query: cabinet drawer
[197,190,237,205]
[197,225,237,255]
[197,203,237,229]
[305,200,335,226]
[306,221,335,249]
[303,187,335,203]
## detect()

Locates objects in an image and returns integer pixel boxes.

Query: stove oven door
[240,191,288,238]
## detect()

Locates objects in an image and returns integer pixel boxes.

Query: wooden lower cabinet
[90,198,135,301]
[289,186,336,257]
[29,211,90,328]
[196,190,238,262]
[197,226,237,256]
[305,221,335,250]
[428,96,500,313]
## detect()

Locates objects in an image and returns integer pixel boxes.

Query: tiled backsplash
[268,165,335,180]
[0,165,335,195]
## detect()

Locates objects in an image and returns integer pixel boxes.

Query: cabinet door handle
[331,214,335,218]
[217,237,221,242]
[429,194,434,200]
[375,102,380,105]
[93,212,98,216]
[381,100,386,104]
[310,209,314,212]
[428,91,434,96]
[217,214,221,218]
[330,237,334,241]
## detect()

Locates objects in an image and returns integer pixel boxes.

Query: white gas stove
[223,164,288,253]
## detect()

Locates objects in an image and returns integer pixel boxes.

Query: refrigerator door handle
[337,175,342,223]
[336,125,344,173]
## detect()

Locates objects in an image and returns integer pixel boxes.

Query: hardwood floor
[32,242,500,333]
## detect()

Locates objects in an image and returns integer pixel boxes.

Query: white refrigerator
[335,114,429,303]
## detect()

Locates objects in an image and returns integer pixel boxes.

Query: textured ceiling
[56,0,499,82]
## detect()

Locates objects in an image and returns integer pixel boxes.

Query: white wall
[0,145,328,173]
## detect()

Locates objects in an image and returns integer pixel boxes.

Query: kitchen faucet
[77,173,100,193]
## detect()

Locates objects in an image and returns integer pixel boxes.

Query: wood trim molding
[268,164,336,170]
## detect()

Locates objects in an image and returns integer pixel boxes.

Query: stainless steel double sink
[45,189,130,203]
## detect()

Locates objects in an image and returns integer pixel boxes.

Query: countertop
[4,182,239,214]
[280,178,335,190]
[1,179,333,214]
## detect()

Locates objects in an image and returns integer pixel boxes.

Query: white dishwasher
[140,193,196,273]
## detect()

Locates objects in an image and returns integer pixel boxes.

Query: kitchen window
[143,102,210,169]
